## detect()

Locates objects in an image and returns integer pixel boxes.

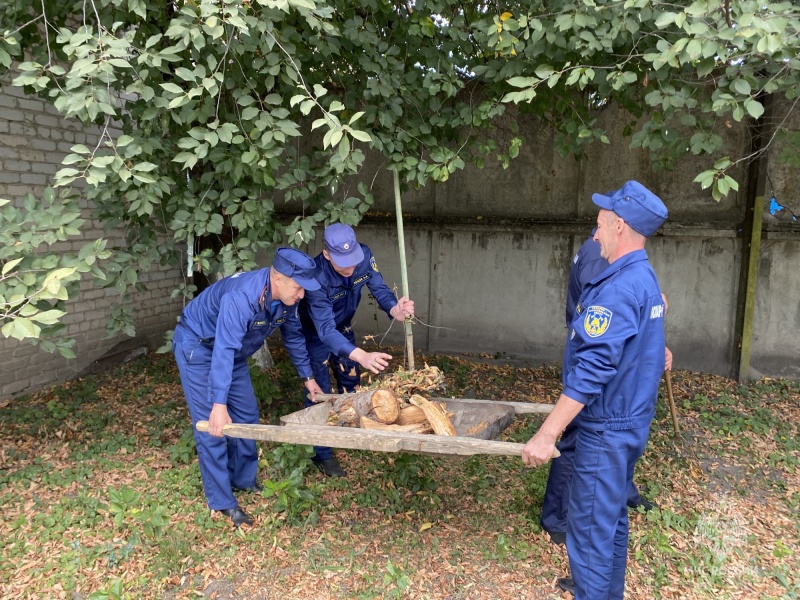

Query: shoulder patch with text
[370,256,379,272]
[650,303,665,319]
[584,306,612,338]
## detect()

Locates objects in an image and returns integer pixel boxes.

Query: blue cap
[592,180,668,237]
[323,223,364,268]
[273,248,320,291]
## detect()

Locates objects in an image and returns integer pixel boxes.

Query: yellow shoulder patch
[584,306,612,338]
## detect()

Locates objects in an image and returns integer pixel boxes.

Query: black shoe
[218,507,254,527]
[556,576,574,596]
[629,497,658,511]
[547,530,567,546]
[233,481,263,493]
[313,457,346,478]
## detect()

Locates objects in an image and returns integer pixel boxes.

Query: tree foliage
[0,0,798,350]
[0,190,111,357]
[484,0,799,200]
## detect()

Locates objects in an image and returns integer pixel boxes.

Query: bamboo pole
[393,169,415,370]
[738,194,764,382]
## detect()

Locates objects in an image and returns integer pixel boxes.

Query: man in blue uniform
[522,180,668,600]
[540,231,670,546]
[173,248,323,527]
[298,223,415,477]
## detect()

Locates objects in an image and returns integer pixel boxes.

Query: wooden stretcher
[196,396,558,459]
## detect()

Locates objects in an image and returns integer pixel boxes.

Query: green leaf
[731,79,751,96]
[744,98,764,119]
[2,258,23,276]
[350,129,372,143]
[507,76,537,88]
[160,83,184,94]
[654,12,676,28]
[30,309,66,325]
[241,106,260,121]
[4,317,40,341]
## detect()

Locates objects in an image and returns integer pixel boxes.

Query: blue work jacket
[298,244,398,357]
[178,268,312,404]
[562,250,665,431]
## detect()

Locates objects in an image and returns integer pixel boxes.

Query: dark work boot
[233,481,264,493]
[547,530,567,546]
[556,576,574,596]
[218,506,254,527]
[312,457,347,478]
[629,497,659,511]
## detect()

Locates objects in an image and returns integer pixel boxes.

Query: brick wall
[0,83,184,399]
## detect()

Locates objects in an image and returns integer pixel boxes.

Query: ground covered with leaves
[0,346,798,600]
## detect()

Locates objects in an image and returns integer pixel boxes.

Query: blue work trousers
[173,326,259,511]
[303,330,361,461]
[540,422,646,534]
[567,425,650,600]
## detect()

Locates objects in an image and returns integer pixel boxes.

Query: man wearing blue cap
[173,247,322,527]
[540,230,672,546]
[298,223,415,477]
[522,180,668,599]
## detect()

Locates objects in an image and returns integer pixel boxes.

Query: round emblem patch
[584,306,612,338]
[343,243,350,250]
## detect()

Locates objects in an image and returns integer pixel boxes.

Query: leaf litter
[0,348,797,599]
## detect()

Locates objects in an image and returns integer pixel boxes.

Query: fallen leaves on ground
[0,348,798,600]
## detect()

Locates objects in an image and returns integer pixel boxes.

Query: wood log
[395,405,427,425]
[409,394,456,436]
[316,394,556,416]
[332,388,399,426]
[359,416,432,434]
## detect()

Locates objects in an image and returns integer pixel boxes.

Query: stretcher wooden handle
[195,420,559,461]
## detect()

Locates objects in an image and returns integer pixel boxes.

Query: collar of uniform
[588,249,650,286]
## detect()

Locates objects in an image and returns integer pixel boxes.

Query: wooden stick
[664,370,680,435]
[195,421,559,460]
[393,169,415,371]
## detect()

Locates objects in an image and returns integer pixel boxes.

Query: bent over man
[298,223,414,477]
[522,180,668,599]
[173,248,321,527]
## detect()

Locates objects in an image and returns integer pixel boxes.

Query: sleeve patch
[584,306,613,338]
[370,256,378,272]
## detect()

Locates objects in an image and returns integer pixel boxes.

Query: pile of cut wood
[359,363,445,397]
[327,389,456,436]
